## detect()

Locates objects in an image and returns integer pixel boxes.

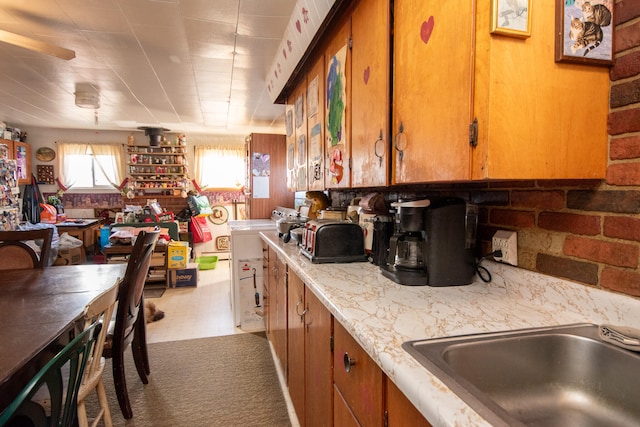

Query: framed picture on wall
[555,0,614,66]
[491,0,532,38]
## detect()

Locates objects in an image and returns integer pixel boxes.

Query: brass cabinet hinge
[469,118,478,147]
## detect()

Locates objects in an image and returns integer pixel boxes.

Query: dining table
[0,263,127,411]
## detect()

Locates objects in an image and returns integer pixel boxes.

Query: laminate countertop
[260,231,640,427]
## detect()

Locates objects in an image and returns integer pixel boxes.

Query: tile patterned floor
[145,260,243,344]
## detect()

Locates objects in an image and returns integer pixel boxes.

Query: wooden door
[305,287,333,427]
[248,133,292,218]
[324,17,351,189]
[287,271,306,424]
[385,378,432,427]
[306,55,326,191]
[392,0,474,184]
[350,0,391,188]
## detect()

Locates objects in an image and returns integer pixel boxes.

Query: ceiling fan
[0,29,75,60]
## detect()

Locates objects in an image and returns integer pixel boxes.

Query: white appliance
[236,258,265,332]
[229,218,277,331]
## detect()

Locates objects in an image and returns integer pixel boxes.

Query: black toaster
[300,220,367,264]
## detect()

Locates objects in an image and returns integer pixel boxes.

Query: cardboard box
[57,246,86,265]
[167,241,189,269]
[168,263,199,288]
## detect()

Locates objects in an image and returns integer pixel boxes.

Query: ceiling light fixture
[74,88,100,109]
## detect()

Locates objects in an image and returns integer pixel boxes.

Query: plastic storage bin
[195,255,218,270]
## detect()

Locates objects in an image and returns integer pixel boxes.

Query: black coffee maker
[381,197,476,286]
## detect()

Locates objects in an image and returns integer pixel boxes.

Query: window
[57,143,125,190]
[194,145,245,189]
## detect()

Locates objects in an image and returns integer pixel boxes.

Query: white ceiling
[0,0,300,137]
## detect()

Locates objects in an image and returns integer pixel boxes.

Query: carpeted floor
[85,332,291,426]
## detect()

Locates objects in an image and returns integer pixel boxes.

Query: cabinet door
[471,1,609,180]
[305,287,333,427]
[386,378,432,427]
[350,0,390,188]
[285,103,297,191]
[334,386,361,427]
[264,245,272,338]
[293,81,308,191]
[274,255,288,374]
[392,0,473,184]
[324,17,351,189]
[12,141,31,185]
[287,271,306,424]
[334,321,384,427]
[307,55,326,191]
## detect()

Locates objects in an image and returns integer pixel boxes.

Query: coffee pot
[381,197,476,286]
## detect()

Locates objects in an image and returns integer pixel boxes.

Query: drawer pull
[344,352,356,373]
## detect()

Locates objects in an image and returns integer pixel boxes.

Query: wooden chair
[76,278,120,427]
[102,230,159,419]
[0,322,101,427]
[0,228,54,269]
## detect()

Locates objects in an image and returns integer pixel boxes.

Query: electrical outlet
[492,230,518,266]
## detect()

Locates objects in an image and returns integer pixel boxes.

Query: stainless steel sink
[403,324,640,427]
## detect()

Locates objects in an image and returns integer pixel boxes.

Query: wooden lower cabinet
[264,246,432,426]
[386,378,432,427]
[287,269,333,426]
[267,247,288,374]
[333,321,384,426]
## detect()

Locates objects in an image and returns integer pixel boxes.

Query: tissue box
[167,241,189,269]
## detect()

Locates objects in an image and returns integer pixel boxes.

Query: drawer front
[333,321,384,427]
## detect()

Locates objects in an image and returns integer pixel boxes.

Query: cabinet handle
[295,299,308,322]
[344,352,356,373]
[394,122,407,162]
[374,129,385,167]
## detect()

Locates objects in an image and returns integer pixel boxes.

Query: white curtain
[56,142,124,190]
[90,143,125,187]
[194,145,245,189]
[56,142,89,190]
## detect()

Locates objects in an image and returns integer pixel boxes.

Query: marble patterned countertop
[261,231,640,426]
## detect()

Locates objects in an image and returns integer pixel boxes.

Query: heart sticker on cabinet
[421,16,435,44]
[363,66,370,85]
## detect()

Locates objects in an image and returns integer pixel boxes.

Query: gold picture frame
[491,0,532,38]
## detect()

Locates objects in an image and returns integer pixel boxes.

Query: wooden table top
[0,263,127,410]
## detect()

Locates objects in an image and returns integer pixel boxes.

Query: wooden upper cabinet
[324,17,352,189]
[291,81,308,191]
[350,0,391,188]
[306,55,326,191]
[471,1,608,180]
[392,0,609,184]
[4,140,32,185]
[393,0,473,184]
[285,102,296,192]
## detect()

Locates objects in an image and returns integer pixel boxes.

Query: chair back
[0,322,100,427]
[0,228,54,270]
[80,278,120,388]
[112,230,159,356]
